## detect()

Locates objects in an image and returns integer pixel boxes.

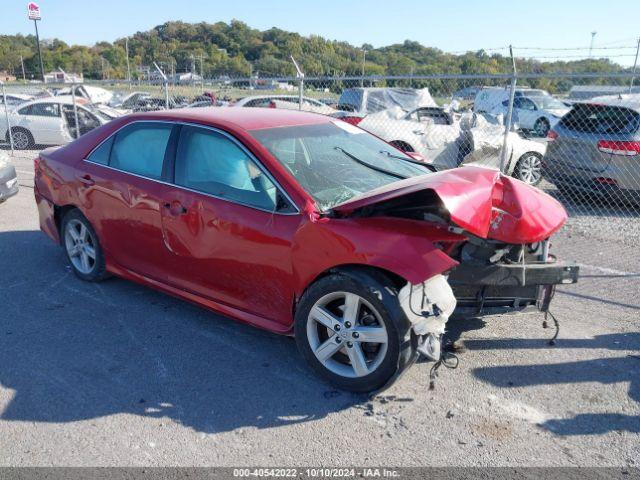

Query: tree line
[0,20,632,94]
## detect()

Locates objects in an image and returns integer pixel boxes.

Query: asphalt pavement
[0,149,638,467]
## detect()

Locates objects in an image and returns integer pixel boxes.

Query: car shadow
[0,230,367,435]
[469,333,640,435]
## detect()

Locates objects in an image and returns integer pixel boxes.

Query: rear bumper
[448,260,579,315]
[544,162,640,201]
[34,188,60,243]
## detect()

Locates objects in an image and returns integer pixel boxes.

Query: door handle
[76,174,95,186]
[163,201,188,216]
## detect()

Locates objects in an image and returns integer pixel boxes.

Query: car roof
[18,96,87,107]
[585,93,640,112]
[129,107,334,130]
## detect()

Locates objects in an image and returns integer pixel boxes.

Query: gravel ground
[0,149,638,467]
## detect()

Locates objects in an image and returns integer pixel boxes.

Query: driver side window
[174,126,279,211]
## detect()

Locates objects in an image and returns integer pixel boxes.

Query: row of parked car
[2,83,639,200]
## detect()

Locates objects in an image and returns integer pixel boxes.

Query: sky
[2,0,640,65]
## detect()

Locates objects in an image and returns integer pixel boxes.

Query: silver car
[0,151,18,203]
[544,95,640,202]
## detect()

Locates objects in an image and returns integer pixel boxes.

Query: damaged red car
[34,108,579,392]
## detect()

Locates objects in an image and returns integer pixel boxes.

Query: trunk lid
[331,166,567,244]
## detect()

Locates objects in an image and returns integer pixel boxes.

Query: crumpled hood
[332,166,567,244]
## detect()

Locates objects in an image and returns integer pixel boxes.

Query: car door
[16,102,68,145]
[159,124,302,326]
[513,97,538,130]
[80,121,178,282]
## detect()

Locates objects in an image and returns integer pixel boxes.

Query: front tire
[295,269,416,392]
[7,128,34,150]
[61,209,108,282]
[533,118,550,137]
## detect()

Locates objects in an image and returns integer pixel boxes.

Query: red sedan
[34,108,578,392]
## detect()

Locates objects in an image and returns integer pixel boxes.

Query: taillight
[268,100,277,109]
[34,156,41,173]
[597,140,640,156]
[341,116,363,126]
[547,130,558,141]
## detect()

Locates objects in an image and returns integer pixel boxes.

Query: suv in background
[475,87,569,136]
[543,94,640,203]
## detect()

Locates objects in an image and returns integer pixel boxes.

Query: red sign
[27,2,41,20]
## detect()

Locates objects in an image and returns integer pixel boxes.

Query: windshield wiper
[334,147,407,180]
[379,149,430,167]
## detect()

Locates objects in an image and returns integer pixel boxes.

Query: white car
[233,95,336,115]
[55,85,114,105]
[1,97,110,150]
[475,87,569,137]
[0,93,33,108]
[358,107,546,185]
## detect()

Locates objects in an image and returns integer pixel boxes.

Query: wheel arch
[53,204,82,244]
[292,263,409,320]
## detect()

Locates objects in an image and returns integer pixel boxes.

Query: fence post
[153,62,170,110]
[499,45,517,174]
[1,81,14,154]
[70,82,80,140]
[291,56,304,110]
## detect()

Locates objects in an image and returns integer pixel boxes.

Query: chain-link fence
[2,72,639,311]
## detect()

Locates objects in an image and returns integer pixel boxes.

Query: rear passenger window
[88,137,113,165]
[175,126,277,211]
[110,123,172,179]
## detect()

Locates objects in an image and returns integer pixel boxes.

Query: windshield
[250,122,431,210]
[528,95,566,110]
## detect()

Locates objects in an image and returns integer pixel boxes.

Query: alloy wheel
[64,219,97,275]
[12,130,30,150]
[517,154,543,185]
[306,291,388,378]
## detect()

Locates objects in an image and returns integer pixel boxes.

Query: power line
[514,45,637,51]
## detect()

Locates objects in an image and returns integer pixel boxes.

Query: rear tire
[61,209,108,282]
[514,152,543,186]
[295,269,416,393]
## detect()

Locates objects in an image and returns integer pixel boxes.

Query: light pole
[27,3,45,82]
[589,31,597,58]
[630,37,640,93]
[361,48,367,87]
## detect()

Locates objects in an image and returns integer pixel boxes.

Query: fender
[292,215,459,295]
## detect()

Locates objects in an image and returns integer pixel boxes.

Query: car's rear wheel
[533,118,550,137]
[62,209,108,282]
[295,270,416,392]
[7,128,34,150]
[514,152,543,186]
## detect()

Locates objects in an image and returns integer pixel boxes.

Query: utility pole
[199,52,205,91]
[125,37,132,90]
[361,48,367,87]
[101,57,105,80]
[629,37,640,93]
[20,55,26,83]
[589,31,597,58]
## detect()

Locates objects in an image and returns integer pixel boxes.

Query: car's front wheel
[61,209,108,282]
[295,270,416,392]
[533,118,550,137]
[7,128,34,150]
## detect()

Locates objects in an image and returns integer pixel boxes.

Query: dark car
[34,108,578,392]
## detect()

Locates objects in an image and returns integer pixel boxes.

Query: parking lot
[0,149,637,467]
